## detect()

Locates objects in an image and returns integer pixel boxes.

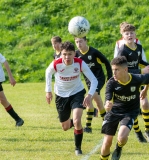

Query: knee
[118,135,127,143]
[73,119,81,128]
[61,124,69,131]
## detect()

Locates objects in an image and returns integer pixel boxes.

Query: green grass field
[0,83,149,160]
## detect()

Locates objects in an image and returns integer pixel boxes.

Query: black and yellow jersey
[106,73,149,116]
[53,52,61,59]
[118,44,149,74]
[76,46,112,80]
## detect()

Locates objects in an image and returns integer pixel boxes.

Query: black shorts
[84,75,105,95]
[101,111,136,136]
[0,82,3,91]
[55,89,86,122]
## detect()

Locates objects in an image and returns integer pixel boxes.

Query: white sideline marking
[81,139,103,160]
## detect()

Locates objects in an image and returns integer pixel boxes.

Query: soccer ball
[68,16,90,38]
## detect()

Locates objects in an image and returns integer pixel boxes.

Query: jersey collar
[80,46,89,55]
[118,73,132,85]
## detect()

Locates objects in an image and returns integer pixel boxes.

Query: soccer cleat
[135,131,147,143]
[83,126,92,133]
[111,148,122,160]
[144,130,149,142]
[94,108,98,117]
[75,148,82,156]
[16,118,24,127]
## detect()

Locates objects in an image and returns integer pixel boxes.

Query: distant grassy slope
[0,0,149,82]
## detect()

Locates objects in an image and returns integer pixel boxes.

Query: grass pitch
[0,83,148,160]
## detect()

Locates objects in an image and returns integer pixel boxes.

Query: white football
[68,16,90,38]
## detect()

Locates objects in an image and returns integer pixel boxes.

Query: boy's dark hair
[51,36,62,43]
[111,56,128,67]
[61,41,75,51]
[121,24,135,33]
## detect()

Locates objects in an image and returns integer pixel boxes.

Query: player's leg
[111,125,129,160]
[100,112,119,160]
[93,77,106,119]
[73,108,83,155]
[83,79,94,133]
[140,97,149,141]
[0,85,24,127]
[55,95,72,131]
[84,102,94,133]
[133,117,146,142]
[92,92,106,119]
[111,116,134,160]
[100,135,113,160]
[71,89,85,156]
[60,119,73,131]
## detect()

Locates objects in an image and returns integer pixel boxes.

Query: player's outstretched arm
[46,92,53,104]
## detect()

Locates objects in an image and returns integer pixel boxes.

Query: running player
[51,36,62,59]
[0,53,24,127]
[100,56,149,160]
[114,22,149,142]
[114,22,147,61]
[45,41,98,155]
[75,37,112,133]
[117,23,149,142]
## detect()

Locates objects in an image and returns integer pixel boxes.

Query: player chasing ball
[75,37,112,133]
[45,41,98,156]
[68,16,112,133]
[117,23,149,142]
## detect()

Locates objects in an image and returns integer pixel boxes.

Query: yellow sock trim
[100,154,110,160]
[118,141,125,147]
[99,108,106,114]
[141,109,149,113]
[86,108,94,112]
[134,118,138,123]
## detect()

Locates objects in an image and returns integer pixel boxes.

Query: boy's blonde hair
[121,24,136,33]
[119,22,129,34]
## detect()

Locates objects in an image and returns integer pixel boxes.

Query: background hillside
[1,0,149,82]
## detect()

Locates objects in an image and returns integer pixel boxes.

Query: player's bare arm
[104,100,113,112]
[46,92,53,104]
[3,61,16,86]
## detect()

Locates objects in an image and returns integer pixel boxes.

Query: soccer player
[51,36,62,59]
[114,22,147,61]
[74,37,112,133]
[100,56,149,160]
[0,53,24,126]
[117,23,149,142]
[45,41,98,155]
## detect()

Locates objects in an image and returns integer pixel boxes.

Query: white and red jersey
[114,38,147,62]
[45,57,98,97]
[0,53,6,82]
